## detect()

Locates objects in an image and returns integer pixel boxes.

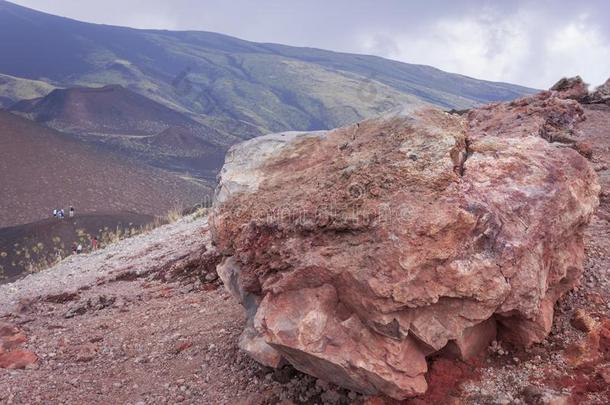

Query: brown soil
[0,111,211,228]
[0,211,154,282]
[10,85,208,137]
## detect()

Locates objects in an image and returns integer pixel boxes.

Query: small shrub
[24,255,61,274]
[165,207,184,223]
[192,207,209,220]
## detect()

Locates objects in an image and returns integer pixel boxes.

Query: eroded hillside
[0,111,211,227]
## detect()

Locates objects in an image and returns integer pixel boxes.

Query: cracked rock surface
[211,88,600,399]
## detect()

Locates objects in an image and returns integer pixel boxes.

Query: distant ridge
[0,0,536,139]
[9,85,229,180]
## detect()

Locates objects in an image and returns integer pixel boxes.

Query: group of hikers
[54,236,99,261]
[71,236,98,255]
[69,237,97,256]
[50,205,102,256]
[52,206,75,219]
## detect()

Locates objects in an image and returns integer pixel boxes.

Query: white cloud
[9,0,610,89]
[359,8,609,89]
[545,16,610,87]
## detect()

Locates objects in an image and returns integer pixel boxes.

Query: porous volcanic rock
[587,78,610,104]
[211,90,600,399]
[550,76,589,101]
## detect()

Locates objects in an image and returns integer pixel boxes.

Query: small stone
[173,341,193,354]
[570,309,597,332]
[315,379,330,390]
[320,389,341,404]
[522,385,543,404]
[496,396,511,405]
[0,350,38,369]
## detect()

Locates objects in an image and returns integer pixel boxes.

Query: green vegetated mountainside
[0,73,56,108]
[0,0,536,141]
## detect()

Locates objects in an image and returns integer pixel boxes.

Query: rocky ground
[0,93,609,405]
[0,212,607,405]
[0,215,369,404]
[457,213,610,405]
[0,203,608,405]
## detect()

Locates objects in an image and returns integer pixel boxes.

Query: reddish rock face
[211,88,600,399]
[0,322,37,369]
[550,76,589,101]
[0,323,27,353]
[0,349,38,369]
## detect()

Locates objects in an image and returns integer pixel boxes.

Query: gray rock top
[214,130,328,205]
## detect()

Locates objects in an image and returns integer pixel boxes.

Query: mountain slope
[0,0,536,138]
[0,73,55,108]
[9,85,229,179]
[0,211,154,282]
[10,85,210,137]
[0,110,211,227]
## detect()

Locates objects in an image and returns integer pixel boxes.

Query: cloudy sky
[11,0,610,88]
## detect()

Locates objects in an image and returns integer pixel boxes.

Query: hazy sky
[10,0,610,88]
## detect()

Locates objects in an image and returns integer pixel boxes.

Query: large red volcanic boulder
[211,90,599,399]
